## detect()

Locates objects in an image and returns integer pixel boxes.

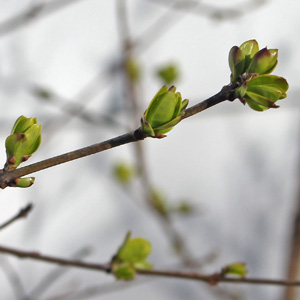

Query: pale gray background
[0,1,299,299]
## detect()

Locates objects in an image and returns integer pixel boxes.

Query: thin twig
[0,244,299,287]
[0,203,33,231]
[0,130,144,188]
[0,245,110,272]
[25,247,92,300]
[0,86,236,189]
[0,256,26,299]
[147,0,267,20]
[117,0,206,267]
[136,268,300,287]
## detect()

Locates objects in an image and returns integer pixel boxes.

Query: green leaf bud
[238,75,289,111]
[141,85,188,138]
[112,232,153,280]
[113,263,136,280]
[239,39,259,70]
[5,116,42,169]
[157,63,179,84]
[11,177,35,188]
[119,238,152,264]
[229,46,245,83]
[221,262,247,277]
[248,48,278,75]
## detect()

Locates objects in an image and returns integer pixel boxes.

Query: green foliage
[236,75,288,111]
[112,232,153,281]
[113,161,134,185]
[12,177,35,188]
[229,40,288,111]
[5,116,42,169]
[221,262,248,277]
[141,85,188,138]
[157,63,179,84]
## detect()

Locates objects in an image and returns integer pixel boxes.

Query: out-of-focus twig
[0,203,33,231]
[117,0,198,266]
[0,243,299,287]
[0,256,26,299]
[0,0,90,37]
[0,84,235,188]
[24,246,92,300]
[147,0,267,20]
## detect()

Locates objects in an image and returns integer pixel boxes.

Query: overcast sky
[0,1,299,299]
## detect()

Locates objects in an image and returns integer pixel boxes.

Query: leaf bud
[5,116,42,169]
[141,85,188,138]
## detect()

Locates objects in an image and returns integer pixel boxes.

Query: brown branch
[0,203,33,230]
[147,0,266,21]
[0,86,236,189]
[0,244,299,287]
[116,0,210,267]
[136,268,300,287]
[0,129,144,189]
[0,245,110,272]
[26,247,93,300]
[182,83,236,120]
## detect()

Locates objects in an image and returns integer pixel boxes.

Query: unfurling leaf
[112,232,153,281]
[141,85,188,138]
[221,262,248,277]
[5,116,42,169]
[228,40,288,111]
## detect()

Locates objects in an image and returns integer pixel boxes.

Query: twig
[147,0,266,20]
[0,0,90,37]
[0,244,299,287]
[0,203,33,231]
[25,246,92,300]
[116,0,207,267]
[136,268,300,287]
[0,130,144,188]
[0,86,236,189]
[0,245,110,272]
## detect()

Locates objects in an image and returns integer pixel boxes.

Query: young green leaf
[221,262,248,277]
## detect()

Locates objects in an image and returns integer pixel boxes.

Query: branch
[0,130,144,188]
[116,0,201,267]
[136,268,300,287]
[0,245,110,272]
[0,244,299,287]
[0,86,235,188]
[26,247,93,300]
[0,203,33,230]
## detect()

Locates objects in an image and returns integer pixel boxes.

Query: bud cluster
[5,116,42,188]
[229,40,288,111]
[141,85,188,138]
